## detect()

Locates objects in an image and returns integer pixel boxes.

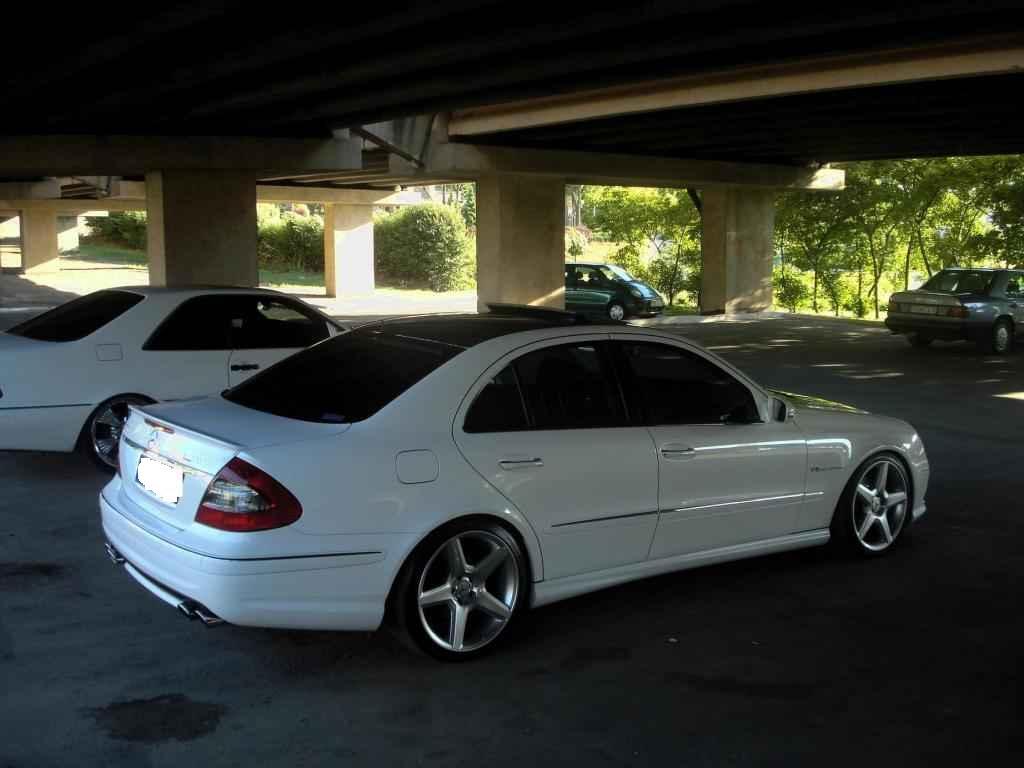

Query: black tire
[77,394,153,472]
[607,301,627,321]
[394,518,528,661]
[830,452,912,558]
[978,318,1014,355]
[908,333,933,348]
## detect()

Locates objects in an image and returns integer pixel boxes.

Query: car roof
[350,312,662,349]
[108,285,288,296]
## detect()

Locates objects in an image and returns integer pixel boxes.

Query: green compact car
[564,262,665,320]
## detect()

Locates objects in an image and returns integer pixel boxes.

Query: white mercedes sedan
[0,287,341,469]
[100,308,929,660]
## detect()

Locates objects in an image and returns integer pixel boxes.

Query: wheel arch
[76,392,157,448]
[834,446,916,527]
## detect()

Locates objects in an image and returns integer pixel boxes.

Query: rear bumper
[100,491,405,631]
[885,315,986,341]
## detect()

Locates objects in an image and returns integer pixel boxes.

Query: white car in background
[0,287,342,469]
[101,308,929,660]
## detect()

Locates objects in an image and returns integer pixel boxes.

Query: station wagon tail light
[196,458,302,532]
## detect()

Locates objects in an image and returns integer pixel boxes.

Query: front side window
[1006,272,1024,299]
[225,328,461,423]
[7,290,143,342]
[616,341,759,425]
[231,296,330,349]
[575,266,608,287]
[512,342,624,430]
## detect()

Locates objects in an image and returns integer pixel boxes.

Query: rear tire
[78,394,153,472]
[395,519,527,661]
[979,319,1013,355]
[908,333,933,348]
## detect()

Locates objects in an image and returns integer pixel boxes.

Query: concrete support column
[146,170,257,287]
[324,203,374,297]
[21,205,60,273]
[700,188,775,314]
[475,174,565,312]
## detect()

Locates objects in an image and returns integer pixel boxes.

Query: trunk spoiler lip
[127,403,242,451]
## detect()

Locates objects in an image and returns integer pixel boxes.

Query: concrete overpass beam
[146,170,258,287]
[700,188,775,314]
[324,203,375,297]
[476,174,565,312]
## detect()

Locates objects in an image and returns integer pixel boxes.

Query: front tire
[607,301,626,321]
[78,394,152,472]
[396,520,526,661]
[831,452,911,557]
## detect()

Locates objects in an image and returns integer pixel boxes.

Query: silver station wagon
[886,267,1024,354]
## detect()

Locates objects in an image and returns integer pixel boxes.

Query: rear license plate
[137,456,183,504]
[909,304,938,315]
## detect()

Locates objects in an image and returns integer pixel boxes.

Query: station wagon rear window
[224,328,462,423]
[6,290,144,342]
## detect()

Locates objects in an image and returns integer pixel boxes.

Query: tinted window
[1006,273,1024,298]
[232,297,330,349]
[7,290,143,342]
[575,266,609,287]
[921,270,994,294]
[464,366,528,433]
[617,342,759,425]
[224,328,461,423]
[144,295,235,351]
[512,342,623,430]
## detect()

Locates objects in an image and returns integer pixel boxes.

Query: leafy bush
[774,268,809,312]
[84,211,147,251]
[257,213,324,273]
[375,204,474,291]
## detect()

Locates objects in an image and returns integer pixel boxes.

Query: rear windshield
[224,327,463,423]
[6,290,144,342]
[921,270,994,294]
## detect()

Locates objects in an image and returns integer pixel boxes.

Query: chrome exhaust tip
[105,542,125,565]
[177,600,224,627]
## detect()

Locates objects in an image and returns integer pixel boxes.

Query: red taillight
[196,458,302,532]
[947,305,969,318]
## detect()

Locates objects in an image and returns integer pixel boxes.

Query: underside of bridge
[2,1,1022,311]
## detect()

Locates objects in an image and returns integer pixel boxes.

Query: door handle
[230,363,260,372]
[660,444,696,460]
[499,457,544,470]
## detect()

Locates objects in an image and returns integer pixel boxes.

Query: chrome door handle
[660,445,696,460]
[499,458,544,470]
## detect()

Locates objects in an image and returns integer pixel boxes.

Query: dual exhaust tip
[176,600,225,627]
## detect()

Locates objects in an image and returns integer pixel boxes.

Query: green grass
[258,268,325,288]
[662,304,699,316]
[69,241,147,265]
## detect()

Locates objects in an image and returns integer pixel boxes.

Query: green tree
[775,190,854,312]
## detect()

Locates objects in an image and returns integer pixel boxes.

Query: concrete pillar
[324,203,374,296]
[476,174,565,312]
[146,170,257,287]
[700,187,775,314]
[57,215,79,253]
[21,205,60,274]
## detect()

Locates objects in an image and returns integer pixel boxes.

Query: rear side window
[464,367,528,433]
[616,342,759,425]
[512,342,624,430]
[144,295,235,351]
[7,290,143,342]
[224,329,462,423]
[232,297,330,349]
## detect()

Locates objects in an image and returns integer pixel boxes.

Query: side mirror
[773,397,793,422]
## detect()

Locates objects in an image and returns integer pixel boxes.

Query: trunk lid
[118,396,348,530]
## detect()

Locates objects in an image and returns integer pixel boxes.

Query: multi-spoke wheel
[832,453,911,555]
[607,301,626,321]
[80,395,151,471]
[398,522,525,660]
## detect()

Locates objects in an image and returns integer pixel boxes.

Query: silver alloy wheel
[90,397,140,469]
[994,323,1010,353]
[608,303,626,321]
[851,457,909,552]
[416,530,519,653]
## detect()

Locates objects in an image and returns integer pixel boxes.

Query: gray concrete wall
[700,188,775,313]
[146,170,258,287]
[476,174,565,311]
[324,203,374,296]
